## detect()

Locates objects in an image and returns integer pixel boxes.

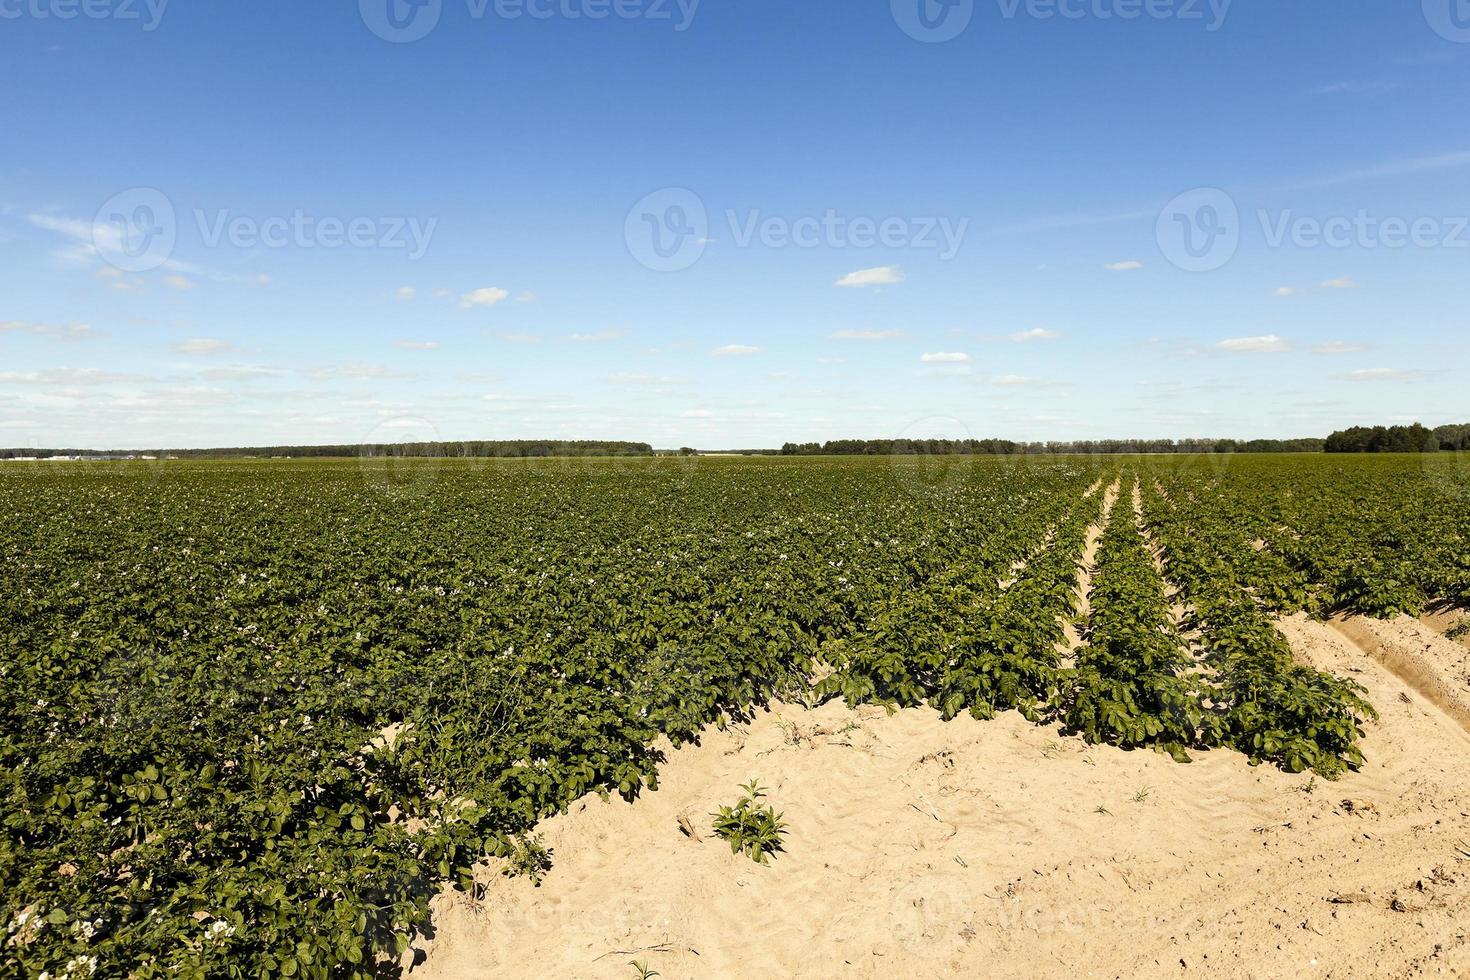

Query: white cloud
[28,212,220,287]
[0,321,104,341]
[607,372,687,385]
[1104,260,1143,271]
[27,213,126,266]
[568,330,624,343]
[396,287,416,301]
[1274,286,1296,297]
[482,393,546,402]
[163,274,196,291]
[1319,278,1356,290]
[1312,341,1370,355]
[712,344,761,356]
[172,338,235,355]
[199,365,287,381]
[1283,150,1470,192]
[108,386,235,410]
[1311,80,1400,97]
[395,341,441,350]
[496,332,539,343]
[1010,328,1062,343]
[835,265,903,288]
[93,267,143,293]
[307,363,408,380]
[481,393,555,411]
[1337,367,1427,382]
[828,329,906,341]
[919,351,971,363]
[0,367,148,385]
[255,274,271,286]
[1216,335,1292,353]
[459,287,510,309]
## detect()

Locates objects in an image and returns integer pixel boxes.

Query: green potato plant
[710,780,788,865]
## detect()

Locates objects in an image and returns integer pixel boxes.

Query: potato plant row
[1145,455,1470,617]
[1140,480,1377,776]
[816,481,1101,718]
[825,472,1380,775]
[1058,484,1204,761]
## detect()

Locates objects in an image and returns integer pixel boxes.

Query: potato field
[2,454,1467,978]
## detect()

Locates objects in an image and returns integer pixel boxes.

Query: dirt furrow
[1059,476,1119,664]
[1328,615,1470,739]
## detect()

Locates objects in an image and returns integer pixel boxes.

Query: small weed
[1447,617,1470,641]
[501,833,553,886]
[1094,805,1112,816]
[711,779,788,864]
[1301,776,1318,795]
[629,961,660,980]
[1132,785,1151,804]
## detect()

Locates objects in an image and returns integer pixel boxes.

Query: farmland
[2,454,1469,978]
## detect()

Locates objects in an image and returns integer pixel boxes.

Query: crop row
[1139,478,1378,776]
[1145,455,1470,618]
[1058,483,1203,761]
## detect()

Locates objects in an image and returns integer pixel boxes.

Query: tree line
[779,437,1328,456]
[0,440,654,460]
[8,428,1467,461]
[1324,423,1470,454]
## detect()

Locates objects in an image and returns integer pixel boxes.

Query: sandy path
[1060,477,1119,659]
[415,609,1470,980]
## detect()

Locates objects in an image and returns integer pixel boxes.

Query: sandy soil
[1331,614,1470,735]
[415,611,1470,980]
[1059,478,1118,659]
[1420,608,1470,652]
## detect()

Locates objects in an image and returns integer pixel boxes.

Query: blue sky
[2,0,1468,449]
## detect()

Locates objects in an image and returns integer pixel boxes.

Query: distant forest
[1324,423,1470,454]
[6,428,1467,461]
[0,440,654,460]
[778,438,1328,456]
